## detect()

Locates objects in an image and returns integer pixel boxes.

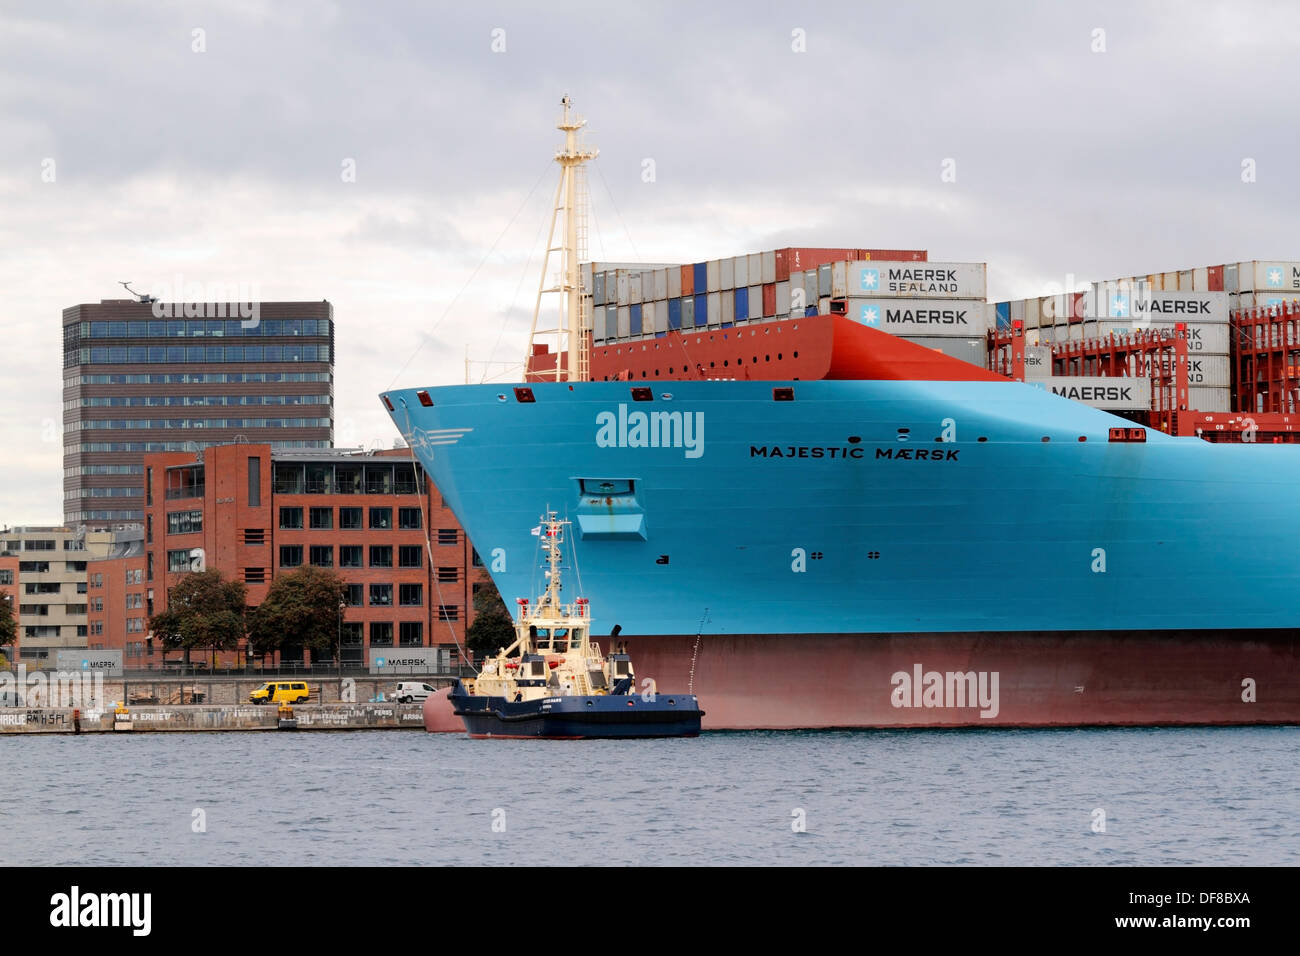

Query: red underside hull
[424,631,1300,732]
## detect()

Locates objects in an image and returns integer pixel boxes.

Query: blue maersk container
[735,286,749,321]
[693,262,707,292]
[629,303,642,336]
[996,302,1011,330]
[668,297,682,330]
[694,293,707,326]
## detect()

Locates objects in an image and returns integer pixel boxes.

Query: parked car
[249,681,310,705]
[394,682,437,704]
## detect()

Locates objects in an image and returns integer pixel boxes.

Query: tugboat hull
[450,683,703,739]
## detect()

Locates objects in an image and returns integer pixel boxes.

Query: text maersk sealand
[383,346,1300,732]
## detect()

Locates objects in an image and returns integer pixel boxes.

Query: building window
[369,622,393,647]
[309,507,333,530]
[343,583,363,606]
[146,466,153,506]
[167,510,203,534]
[243,528,266,545]
[398,507,422,530]
[339,507,362,530]
[369,584,393,607]
[398,545,422,569]
[369,546,392,568]
[399,583,423,607]
[439,604,460,622]
[365,465,393,494]
[273,463,305,494]
[0,570,11,586]
[279,507,303,530]
[248,456,261,507]
[167,549,195,573]
[471,548,483,568]
[340,622,363,646]
[369,507,392,530]
[309,545,334,568]
[399,622,423,647]
[279,545,303,568]
[244,567,266,584]
[147,552,154,581]
[146,514,153,544]
[67,561,87,572]
[339,546,363,568]
[437,528,459,545]
[437,567,458,583]
[335,465,360,495]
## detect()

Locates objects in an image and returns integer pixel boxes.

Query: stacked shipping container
[588,247,928,345]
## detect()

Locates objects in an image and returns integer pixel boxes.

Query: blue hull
[382,379,1300,636]
[449,682,704,738]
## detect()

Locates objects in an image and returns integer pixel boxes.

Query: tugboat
[449,513,704,739]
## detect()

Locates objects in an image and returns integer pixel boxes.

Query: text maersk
[886,306,972,326]
[750,446,960,461]
[1051,384,1136,402]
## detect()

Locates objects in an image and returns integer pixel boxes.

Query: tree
[149,570,247,672]
[247,566,347,665]
[466,575,516,659]
[0,594,16,650]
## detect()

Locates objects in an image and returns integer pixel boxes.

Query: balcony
[165,484,205,500]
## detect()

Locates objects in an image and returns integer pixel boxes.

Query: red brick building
[87,548,147,658]
[0,554,18,658]
[107,442,482,669]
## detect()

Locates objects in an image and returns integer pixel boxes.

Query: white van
[394,682,437,704]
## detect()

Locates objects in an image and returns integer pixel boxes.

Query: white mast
[526,96,598,382]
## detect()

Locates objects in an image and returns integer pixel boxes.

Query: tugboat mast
[526,96,598,382]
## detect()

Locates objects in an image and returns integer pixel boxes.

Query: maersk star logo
[376,658,386,668]
[860,305,880,326]
[859,268,879,292]
[1111,294,1129,317]
[1267,268,1284,288]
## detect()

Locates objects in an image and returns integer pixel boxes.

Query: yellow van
[249,681,310,705]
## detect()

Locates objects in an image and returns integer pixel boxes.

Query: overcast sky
[2,0,1297,523]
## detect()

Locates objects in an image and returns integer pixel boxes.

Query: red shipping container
[762,283,777,318]
[680,264,694,297]
[1068,291,1085,324]
[1208,265,1224,292]
[775,247,929,282]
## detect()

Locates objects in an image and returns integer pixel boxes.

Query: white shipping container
[789,273,805,311]
[748,253,763,285]
[831,261,847,298]
[1178,270,1193,290]
[668,267,682,299]
[720,257,735,291]
[1234,291,1300,312]
[581,262,592,295]
[818,264,832,297]
[707,291,721,326]
[904,336,988,368]
[616,271,630,306]
[1089,289,1228,323]
[749,284,763,318]
[806,269,820,300]
[1097,321,1230,353]
[593,307,607,342]
[1025,298,1041,328]
[1188,387,1231,412]
[1162,271,1178,290]
[654,301,670,335]
[628,272,642,304]
[721,289,734,324]
[617,306,631,338]
[818,296,831,314]
[706,259,721,292]
[776,281,791,316]
[1024,345,1052,379]
[848,261,986,300]
[845,297,990,338]
[734,255,749,288]
[761,250,776,284]
[1138,354,1231,386]
[1224,263,1240,293]
[1238,261,1300,293]
[1035,376,1152,410]
[1193,267,1209,291]
[653,268,668,301]
[1010,299,1026,322]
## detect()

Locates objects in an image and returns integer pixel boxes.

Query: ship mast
[526,96,598,382]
